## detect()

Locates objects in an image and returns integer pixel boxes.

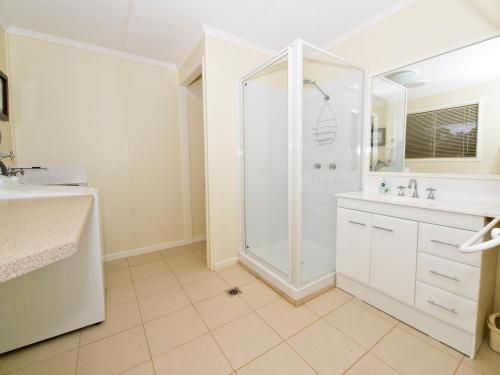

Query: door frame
[179,58,211,268]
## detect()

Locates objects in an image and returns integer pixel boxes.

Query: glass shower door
[243,55,289,275]
[300,44,364,283]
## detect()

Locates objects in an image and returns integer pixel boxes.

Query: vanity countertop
[0,194,93,282]
[336,191,500,218]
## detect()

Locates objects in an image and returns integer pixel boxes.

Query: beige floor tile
[212,312,282,369]
[324,300,395,349]
[160,244,193,258]
[130,260,169,281]
[195,293,251,329]
[153,333,232,375]
[105,283,136,308]
[121,361,155,375]
[138,287,190,322]
[371,327,460,375]
[190,241,206,253]
[106,268,132,288]
[0,331,80,375]
[183,273,229,303]
[80,301,142,346]
[193,246,206,261]
[345,353,398,375]
[105,259,129,273]
[237,342,315,375]
[216,265,256,286]
[133,271,179,298]
[463,340,500,375]
[165,253,203,270]
[455,363,487,375]
[398,322,463,360]
[77,327,149,375]
[172,263,212,284]
[238,280,281,310]
[127,252,163,266]
[257,299,318,339]
[144,306,207,357]
[9,349,77,375]
[352,299,399,325]
[288,319,365,375]
[305,288,352,316]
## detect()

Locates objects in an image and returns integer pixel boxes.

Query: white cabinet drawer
[370,214,418,306]
[336,208,371,285]
[417,253,480,301]
[418,223,480,267]
[415,281,477,334]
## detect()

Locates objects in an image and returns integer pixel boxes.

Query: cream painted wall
[204,34,269,267]
[406,79,500,174]
[331,0,500,76]
[0,26,13,157]
[9,34,185,256]
[186,78,206,238]
[330,0,500,311]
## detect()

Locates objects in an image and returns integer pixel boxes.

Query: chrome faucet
[407,179,419,198]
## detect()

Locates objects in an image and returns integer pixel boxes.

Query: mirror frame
[364,35,500,181]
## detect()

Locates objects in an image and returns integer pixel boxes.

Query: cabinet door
[370,214,418,305]
[336,208,371,285]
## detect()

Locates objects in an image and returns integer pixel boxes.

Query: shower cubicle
[238,40,365,301]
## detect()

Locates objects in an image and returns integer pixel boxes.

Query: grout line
[343,324,401,374]
[452,357,464,375]
[74,331,82,375]
[129,264,157,375]
[165,256,236,373]
[0,331,82,375]
[395,322,464,361]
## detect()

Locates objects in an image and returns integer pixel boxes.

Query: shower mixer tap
[313,163,321,170]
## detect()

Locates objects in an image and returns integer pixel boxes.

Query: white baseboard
[103,239,191,261]
[212,257,238,270]
[192,235,206,242]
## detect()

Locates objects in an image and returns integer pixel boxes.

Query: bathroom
[0,0,500,374]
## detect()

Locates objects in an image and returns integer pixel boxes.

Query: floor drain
[226,287,242,297]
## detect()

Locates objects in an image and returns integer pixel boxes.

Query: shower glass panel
[301,45,364,283]
[370,77,407,172]
[243,54,289,275]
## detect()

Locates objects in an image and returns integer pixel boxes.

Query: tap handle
[397,185,406,196]
[0,151,15,161]
[426,187,436,200]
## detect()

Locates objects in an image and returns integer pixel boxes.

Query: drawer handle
[348,220,366,226]
[431,239,459,248]
[429,270,460,282]
[373,225,393,232]
[427,299,458,314]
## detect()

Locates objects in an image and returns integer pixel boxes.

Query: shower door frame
[238,39,367,297]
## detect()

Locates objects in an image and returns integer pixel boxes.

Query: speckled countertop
[0,194,93,283]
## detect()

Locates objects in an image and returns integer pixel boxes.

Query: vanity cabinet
[335,195,497,359]
[336,208,371,285]
[370,214,417,306]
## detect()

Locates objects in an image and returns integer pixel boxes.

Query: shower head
[303,78,329,100]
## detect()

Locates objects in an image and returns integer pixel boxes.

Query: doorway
[181,69,209,267]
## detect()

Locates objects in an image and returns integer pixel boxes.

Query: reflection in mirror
[370,36,500,175]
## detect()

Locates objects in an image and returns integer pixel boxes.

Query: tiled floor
[1,242,499,374]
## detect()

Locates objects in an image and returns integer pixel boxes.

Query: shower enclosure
[238,40,364,300]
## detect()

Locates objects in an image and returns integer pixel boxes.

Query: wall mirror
[369,36,500,176]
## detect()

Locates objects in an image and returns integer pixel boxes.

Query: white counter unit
[0,184,105,354]
[335,192,498,359]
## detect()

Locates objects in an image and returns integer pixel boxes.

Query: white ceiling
[385,36,500,99]
[0,0,412,67]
